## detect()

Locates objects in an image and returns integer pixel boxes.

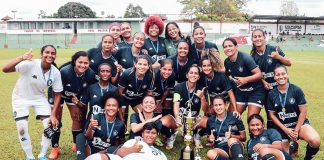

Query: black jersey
[117,41,132,49]
[247,129,282,159]
[169,55,195,83]
[129,112,162,139]
[89,114,125,152]
[198,71,232,100]
[174,82,204,117]
[251,45,286,87]
[267,84,306,128]
[87,48,118,76]
[224,51,263,91]
[206,112,245,147]
[189,41,218,65]
[152,69,176,100]
[80,82,117,115]
[60,64,97,100]
[115,47,155,69]
[118,68,154,100]
[143,37,167,62]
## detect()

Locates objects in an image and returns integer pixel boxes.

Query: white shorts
[12,98,51,120]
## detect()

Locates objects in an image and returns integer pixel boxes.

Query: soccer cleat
[194,134,203,149]
[48,147,60,159]
[166,131,178,150]
[38,156,49,160]
[71,143,77,153]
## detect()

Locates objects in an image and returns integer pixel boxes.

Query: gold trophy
[180,100,201,160]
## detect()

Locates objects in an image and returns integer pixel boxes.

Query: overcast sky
[1,0,323,19]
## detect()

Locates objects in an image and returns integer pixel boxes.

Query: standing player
[169,40,195,83]
[250,29,291,129]
[119,22,133,49]
[268,65,321,159]
[164,22,191,57]
[115,32,158,70]
[59,51,97,153]
[223,38,265,118]
[190,25,218,65]
[2,45,63,160]
[118,55,155,126]
[87,34,121,84]
[143,16,167,63]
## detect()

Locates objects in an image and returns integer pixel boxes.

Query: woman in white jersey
[2,45,63,160]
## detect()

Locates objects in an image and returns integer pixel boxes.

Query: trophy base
[180,148,194,160]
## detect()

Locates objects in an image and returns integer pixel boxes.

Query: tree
[38,10,47,18]
[178,0,248,21]
[280,0,299,16]
[55,2,96,18]
[124,3,147,18]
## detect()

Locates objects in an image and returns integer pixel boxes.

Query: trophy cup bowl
[180,112,195,160]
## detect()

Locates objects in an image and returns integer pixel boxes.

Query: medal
[282,108,286,113]
[106,138,110,142]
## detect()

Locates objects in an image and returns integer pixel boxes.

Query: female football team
[3,16,320,160]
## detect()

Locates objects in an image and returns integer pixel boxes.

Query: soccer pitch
[0,48,323,160]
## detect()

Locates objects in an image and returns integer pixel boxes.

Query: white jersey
[108,139,167,160]
[12,59,63,102]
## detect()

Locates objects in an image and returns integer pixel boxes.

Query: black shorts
[235,87,265,107]
[276,119,310,141]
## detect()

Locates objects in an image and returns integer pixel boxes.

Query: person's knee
[16,119,28,136]
[41,117,50,128]
[227,137,239,144]
[85,153,102,160]
[259,148,271,157]
[308,135,321,148]
[206,149,216,160]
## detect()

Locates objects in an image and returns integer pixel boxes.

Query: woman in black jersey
[108,22,121,49]
[247,114,292,160]
[85,92,125,157]
[119,22,133,48]
[173,64,208,148]
[268,65,320,160]
[59,51,97,152]
[118,55,155,125]
[223,37,264,118]
[190,25,219,65]
[169,40,195,83]
[152,58,175,115]
[164,22,191,57]
[206,96,246,160]
[250,29,291,129]
[87,34,122,84]
[115,32,159,69]
[143,16,167,64]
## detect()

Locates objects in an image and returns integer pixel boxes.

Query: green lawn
[0,48,323,160]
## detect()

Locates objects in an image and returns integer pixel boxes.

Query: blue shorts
[235,87,265,108]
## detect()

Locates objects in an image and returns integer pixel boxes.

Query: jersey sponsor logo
[238,66,243,72]
[91,59,94,63]
[267,58,273,64]
[66,84,71,87]
[289,98,295,104]
[263,72,274,79]
[64,91,76,97]
[122,59,126,62]
[126,90,143,97]
[92,137,111,148]
[92,105,103,114]
[278,112,297,121]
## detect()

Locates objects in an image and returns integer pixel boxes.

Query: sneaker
[71,143,77,153]
[49,147,60,159]
[194,134,203,149]
[166,131,178,150]
[38,156,49,160]
[154,137,164,147]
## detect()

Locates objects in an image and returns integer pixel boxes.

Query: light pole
[11,10,17,19]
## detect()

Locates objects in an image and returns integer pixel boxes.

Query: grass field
[0,48,323,160]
